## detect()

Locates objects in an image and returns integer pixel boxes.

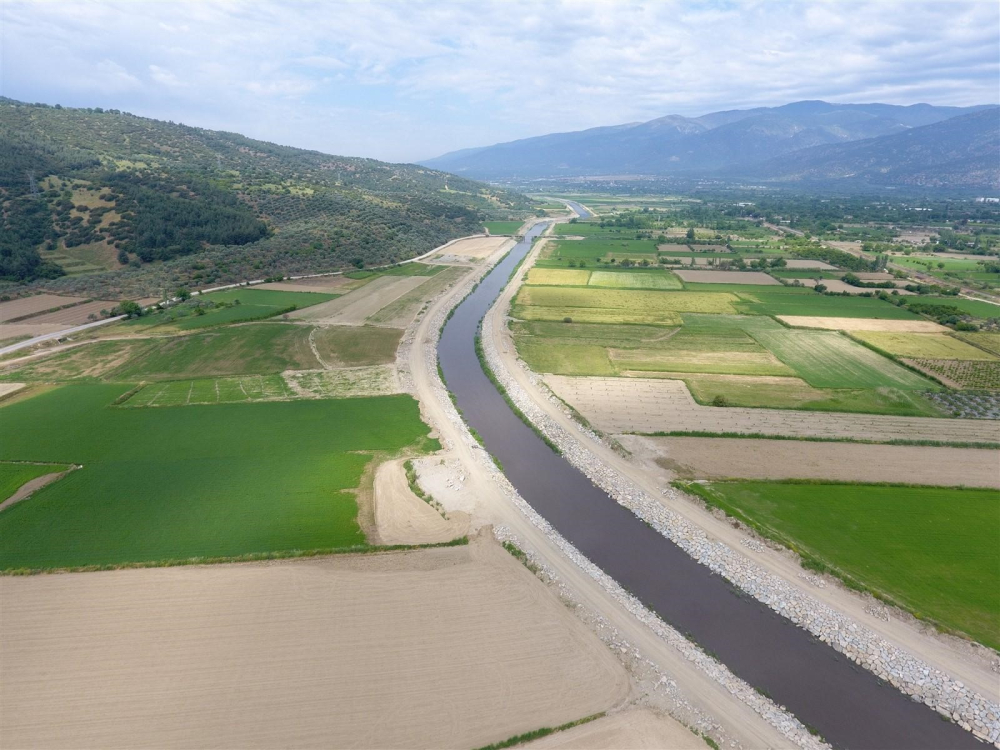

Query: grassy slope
[0,384,435,569]
[685,481,1000,649]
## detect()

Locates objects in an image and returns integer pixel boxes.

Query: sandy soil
[638,436,1000,488]
[290,276,430,325]
[543,375,1000,443]
[21,300,118,326]
[374,459,469,545]
[798,278,914,295]
[0,466,77,513]
[0,536,630,750]
[524,709,704,749]
[0,295,87,323]
[778,316,947,332]
[432,236,510,260]
[853,272,897,281]
[783,259,838,270]
[674,270,779,285]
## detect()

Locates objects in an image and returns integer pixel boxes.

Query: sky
[1,0,998,163]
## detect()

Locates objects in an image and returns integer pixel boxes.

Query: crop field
[733,289,921,319]
[852,332,998,360]
[541,238,660,265]
[1,463,66,502]
[0,384,436,570]
[957,332,1000,356]
[674,270,780,285]
[525,268,592,286]
[484,220,524,234]
[752,330,936,390]
[365,266,468,327]
[907,359,1000,390]
[515,287,738,315]
[312,325,402,366]
[777,317,946,332]
[682,481,1000,649]
[346,262,446,279]
[680,374,943,417]
[122,375,296,407]
[517,340,615,376]
[132,288,336,330]
[0,295,88,323]
[587,271,683,290]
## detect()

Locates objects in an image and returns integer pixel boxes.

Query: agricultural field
[525,268,592,286]
[852,332,998,360]
[121,375,296,407]
[588,270,683,290]
[680,481,1000,650]
[129,288,336,331]
[287,366,400,398]
[312,326,402,366]
[907,359,1000,390]
[913,297,1000,320]
[731,289,921,319]
[0,324,319,383]
[515,286,738,316]
[484,220,524,234]
[0,384,436,570]
[957,332,1000,356]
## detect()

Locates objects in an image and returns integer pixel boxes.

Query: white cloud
[0,0,996,162]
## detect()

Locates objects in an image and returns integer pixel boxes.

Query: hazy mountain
[422,100,995,184]
[739,108,1000,189]
[0,98,530,292]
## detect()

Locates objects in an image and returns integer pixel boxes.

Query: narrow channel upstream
[438,207,979,749]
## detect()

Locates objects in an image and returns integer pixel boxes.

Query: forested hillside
[0,98,531,296]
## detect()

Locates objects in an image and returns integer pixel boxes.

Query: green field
[752,330,936,390]
[853,332,998,360]
[122,375,296,407]
[0,463,66,502]
[682,481,1000,649]
[681,374,944,417]
[312,325,402,366]
[484,220,524,234]
[0,384,436,570]
[732,289,921,319]
[131,288,336,330]
[957,332,1000,356]
[910,296,1000,320]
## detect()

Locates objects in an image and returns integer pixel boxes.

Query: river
[437,205,979,749]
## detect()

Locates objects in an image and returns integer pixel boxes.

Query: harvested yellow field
[258,276,357,293]
[290,275,430,325]
[18,300,115,326]
[0,537,629,750]
[543,375,1000,444]
[674,270,780,285]
[514,305,683,326]
[608,348,794,377]
[777,316,947,332]
[0,323,70,339]
[853,332,997,360]
[526,268,592,286]
[433,235,509,259]
[644,436,1000,488]
[525,709,703,750]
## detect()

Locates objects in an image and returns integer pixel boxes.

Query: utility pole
[26,170,39,198]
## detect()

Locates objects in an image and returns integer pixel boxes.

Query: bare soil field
[0,536,630,750]
[374,459,469,545]
[853,273,897,281]
[285,366,401,398]
[544,375,1000,443]
[525,709,702,750]
[0,294,87,323]
[637,436,1000,488]
[0,383,25,398]
[290,276,430,325]
[432,236,510,260]
[798,279,914,295]
[257,276,357,294]
[0,323,70,339]
[674,270,780,285]
[778,316,946,332]
[19,300,117,326]
[783,259,838,270]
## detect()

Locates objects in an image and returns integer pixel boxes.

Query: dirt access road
[407,220,794,748]
[484,217,1000,705]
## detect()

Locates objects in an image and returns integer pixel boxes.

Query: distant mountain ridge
[422,100,999,189]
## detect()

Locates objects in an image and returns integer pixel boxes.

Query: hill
[0,99,531,296]
[421,100,996,186]
[739,109,1000,189]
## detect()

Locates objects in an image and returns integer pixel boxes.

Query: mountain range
[422,100,1000,189]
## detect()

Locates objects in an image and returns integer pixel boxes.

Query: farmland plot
[515,287,738,315]
[906,359,1000,390]
[752,330,936,390]
[853,332,998,360]
[588,271,683,290]
[122,375,296,407]
[525,268,592,286]
[287,366,401,398]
